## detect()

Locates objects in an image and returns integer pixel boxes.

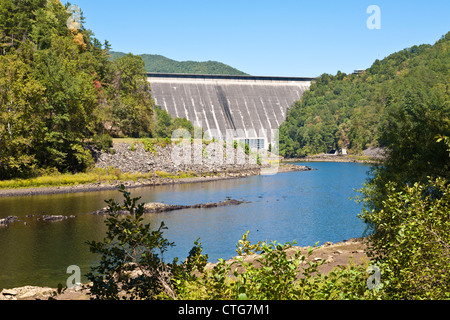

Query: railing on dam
[147,72,316,83]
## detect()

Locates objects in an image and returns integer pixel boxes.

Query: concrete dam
[147,73,313,149]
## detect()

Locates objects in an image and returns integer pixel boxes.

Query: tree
[279,32,450,158]
[359,178,450,299]
[356,32,450,299]
[32,34,98,172]
[0,52,45,179]
[107,53,154,137]
[30,0,71,50]
[86,185,200,300]
[0,0,47,54]
[0,0,121,177]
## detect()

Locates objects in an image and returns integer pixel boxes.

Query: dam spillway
[147,73,313,149]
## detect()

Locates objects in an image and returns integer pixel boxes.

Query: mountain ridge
[109,51,248,75]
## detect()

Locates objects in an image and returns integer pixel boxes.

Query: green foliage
[153,106,194,139]
[279,32,450,158]
[256,154,262,165]
[174,233,379,300]
[356,34,450,220]
[229,239,379,300]
[32,34,99,172]
[142,139,156,154]
[0,0,106,176]
[107,53,154,138]
[92,133,114,153]
[86,187,382,300]
[201,146,208,158]
[354,33,450,300]
[110,51,248,75]
[359,178,450,299]
[436,134,450,155]
[154,106,173,138]
[86,185,177,300]
[235,240,311,300]
[0,0,168,179]
[128,142,137,151]
[30,0,71,50]
[235,230,265,255]
[0,0,48,54]
[0,51,45,179]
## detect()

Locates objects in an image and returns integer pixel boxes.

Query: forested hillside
[279,32,450,158]
[0,0,192,180]
[110,51,248,75]
[279,34,450,299]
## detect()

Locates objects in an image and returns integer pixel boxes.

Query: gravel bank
[0,142,312,198]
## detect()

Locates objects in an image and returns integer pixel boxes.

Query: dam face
[147,73,312,149]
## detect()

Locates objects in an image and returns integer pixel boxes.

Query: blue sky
[70,0,450,77]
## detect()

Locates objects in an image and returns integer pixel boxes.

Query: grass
[0,167,202,190]
[112,137,148,144]
[113,137,172,147]
[154,170,198,179]
[0,168,150,189]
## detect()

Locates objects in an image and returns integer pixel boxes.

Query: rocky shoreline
[0,141,313,198]
[0,163,309,198]
[283,147,385,164]
[283,155,381,164]
[0,238,369,300]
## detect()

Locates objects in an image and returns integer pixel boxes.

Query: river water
[0,162,372,290]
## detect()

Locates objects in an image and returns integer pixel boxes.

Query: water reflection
[0,162,371,289]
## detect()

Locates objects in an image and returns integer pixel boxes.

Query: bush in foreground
[86,185,381,300]
[359,178,450,299]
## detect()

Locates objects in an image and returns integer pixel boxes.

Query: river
[0,162,372,290]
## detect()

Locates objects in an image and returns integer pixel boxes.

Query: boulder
[38,215,76,222]
[0,216,19,227]
[0,286,55,300]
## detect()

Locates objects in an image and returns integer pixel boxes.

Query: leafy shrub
[244,143,250,155]
[128,142,137,151]
[70,144,95,172]
[92,134,114,153]
[174,235,379,300]
[142,139,157,154]
[86,187,383,300]
[359,177,450,299]
[86,185,177,300]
